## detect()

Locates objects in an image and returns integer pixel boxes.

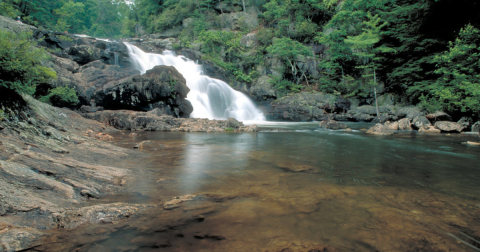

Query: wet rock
[57,203,150,228]
[384,121,399,131]
[193,234,226,240]
[465,141,480,146]
[418,126,441,133]
[398,118,412,131]
[94,133,113,141]
[319,119,347,130]
[434,121,465,133]
[134,140,150,149]
[0,229,45,252]
[366,124,394,136]
[412,116,431,129]
[163,195,196,210]
[95,65,192,118]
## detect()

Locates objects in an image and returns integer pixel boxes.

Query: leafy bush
[39,87,79,108]
[269,75,302,95]
[0,109,5,121]
[0,30,57,95]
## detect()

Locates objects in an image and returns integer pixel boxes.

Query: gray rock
[396,106,424,119]
[68,45,102,64]
[425,111,451,121]
[319,120,347,130]
[251,75,276,100]
[472,122,480,133]
[434,121,465,133]
[385,121,399,131]
[398,118,412,131]
[366,124,394,136]
[412,116,431,129]
[96,65,193,118]
[419,126,441,133]
[43,126,63,141]
[240,33,257,48]
[0,15,36,33]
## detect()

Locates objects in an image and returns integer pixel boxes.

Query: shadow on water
[38,122,480,252]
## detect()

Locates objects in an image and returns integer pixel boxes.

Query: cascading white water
[125,43,265,122]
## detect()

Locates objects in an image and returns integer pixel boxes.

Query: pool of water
[42,122,480,251]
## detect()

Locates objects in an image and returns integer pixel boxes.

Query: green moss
[224,127,234,132]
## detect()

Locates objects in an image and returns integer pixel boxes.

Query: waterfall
[124,43,265,122]
[114,52,119,66]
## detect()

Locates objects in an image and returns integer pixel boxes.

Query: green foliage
[39,87,78,107]
[422,25,480,115]
[224,127,234,132]
[0,109,5,121]
[0,30,56,95]
[269,75,302,95]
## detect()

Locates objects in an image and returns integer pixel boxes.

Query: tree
[345,13,395,117]
[266,37,313,91]
[0,30,56,95]
[424,25,480,116]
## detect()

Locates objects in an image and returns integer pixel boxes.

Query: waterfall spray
[125,43,265,122]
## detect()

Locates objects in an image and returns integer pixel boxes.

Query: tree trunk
[374,68,379,118]
[242,0,246,13]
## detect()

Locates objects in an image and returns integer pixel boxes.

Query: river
[40,122,480,251]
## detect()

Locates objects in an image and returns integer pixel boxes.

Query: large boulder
[419,126,441,133]
[319,120,347,130]
[265,92,336,121]
[34,30,75,50]
[395,106,424,119]
[68,45,102,64]
[398,118,413,131]
[412,116,431,129]
[434,121,465,133]
[95,66,193,118]
[366,124,394,136]
[385,121,399,131]
[250,75,276,100]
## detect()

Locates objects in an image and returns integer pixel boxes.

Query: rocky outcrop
[250,75,276,100]
[0,15,36,33]
[366,124,394,135]
[265,92,336,121]
[418,126,441,133]
[0,94,152,250]
[82,109,258,132]
[94,65,193,117]
[434,121,465,133]
[319,119,347,130]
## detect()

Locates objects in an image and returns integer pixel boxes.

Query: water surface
[44,122,480,251]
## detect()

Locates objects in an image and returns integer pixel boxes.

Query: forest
[1,0,480,118]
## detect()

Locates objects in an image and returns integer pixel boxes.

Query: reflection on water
[43,122,480,251]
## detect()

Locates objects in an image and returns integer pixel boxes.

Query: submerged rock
[366,124,394,136]
[163,195,196,210]
[319,119,347,130]
[434,121,465,133]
